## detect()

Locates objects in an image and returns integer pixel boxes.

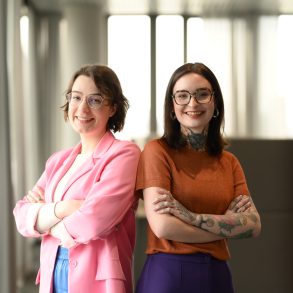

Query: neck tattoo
[186,130,206,150]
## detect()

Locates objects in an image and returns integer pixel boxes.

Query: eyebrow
[175,87,211,92]
[70,90,102,96]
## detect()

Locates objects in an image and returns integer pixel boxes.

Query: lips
[185,111,203,117]
[75,116,94,123]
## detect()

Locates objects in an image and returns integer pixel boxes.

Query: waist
[151,252,224,264]
[146,232,230,260]
[56,246,69,260]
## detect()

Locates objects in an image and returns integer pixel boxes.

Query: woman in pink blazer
[13,64,140,293]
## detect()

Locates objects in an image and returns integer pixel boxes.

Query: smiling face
[172,73,215,135]
[68,75,116,143]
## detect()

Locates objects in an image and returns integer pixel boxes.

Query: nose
[188,94,199,106]
[78,97,90,110]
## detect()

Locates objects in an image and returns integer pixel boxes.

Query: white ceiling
[29,0,293,15]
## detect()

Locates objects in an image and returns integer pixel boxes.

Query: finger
[235,198,249,209]
[237,202,251,213]
[26,193,37,203]
[28,190,43,202]
[156,188,171,195]
[34,186,45,197]
[153,194,173,204]
[229,195,243,210]
[156,207,172,214]
[153,201,173,212]
[33,188,45,201]
[153,201,167,211]
[29,190,39,199]
[235,196,250,209]
[234,194,244,203]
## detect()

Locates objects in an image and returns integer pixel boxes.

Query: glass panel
[277,15,293,137]
[187,17,233,136]
[108,15,150,142]
[156,15,184,135]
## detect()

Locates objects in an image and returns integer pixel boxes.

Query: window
[108,14,293,140]
[108,15,150,142]
[156,15,184,135]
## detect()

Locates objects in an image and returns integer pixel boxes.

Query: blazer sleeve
[13,172,47,238]
[13,151,62,238]
[59,142,140,246]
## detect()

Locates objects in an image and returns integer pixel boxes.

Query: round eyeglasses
[172,88,214,105]
[66,92,106,109]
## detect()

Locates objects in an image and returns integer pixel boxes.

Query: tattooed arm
[143,187,253,243]
[144,187,225,243]
[154,192,261,239]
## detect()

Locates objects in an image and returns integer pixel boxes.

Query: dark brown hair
[163,62,228,156]
[62,64,129,133]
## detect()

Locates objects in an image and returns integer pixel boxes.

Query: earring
[213,109,219,118]
[170,111,176,120]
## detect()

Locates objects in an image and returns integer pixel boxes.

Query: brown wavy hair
[61,64,129,133]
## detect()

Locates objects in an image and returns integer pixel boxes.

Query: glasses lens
[174,91,190,105]
[66,93,71,102]
[87,95,104,109]
[67,93,82,104]
[195,89,212,103]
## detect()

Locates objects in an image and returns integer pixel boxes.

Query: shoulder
[107,139,141,163]
[139,138,174,168]
[220,150,243,168]
[143,138,169,153]
[112,138,141,154]
[222,150,240,160]
[46,147,74,165]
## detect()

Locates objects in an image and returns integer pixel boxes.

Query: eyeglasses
[172,88,214,105]
[66,92,106,109]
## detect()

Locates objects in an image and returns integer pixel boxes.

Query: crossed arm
[25,186,83,233]
[143,187,261,243]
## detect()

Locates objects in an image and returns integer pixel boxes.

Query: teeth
[187,111,201,115]
[78,117,91,121]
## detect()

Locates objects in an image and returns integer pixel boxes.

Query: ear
[109,103,117,117]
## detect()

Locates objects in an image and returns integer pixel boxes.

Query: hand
[225,195,251,215]
[153,192,196,225]
[25,186,45,203]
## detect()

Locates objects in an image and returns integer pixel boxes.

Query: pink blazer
[13,132,141,293]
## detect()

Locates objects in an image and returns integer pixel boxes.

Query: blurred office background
[1,0,293,292]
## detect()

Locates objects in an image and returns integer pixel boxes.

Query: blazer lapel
[60,131,115,200]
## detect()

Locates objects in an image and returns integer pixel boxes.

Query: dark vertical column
[150,14,157,137]
[0,0,16,292]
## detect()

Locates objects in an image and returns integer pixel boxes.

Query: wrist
[54,202,63,220]
[189,212,198,226]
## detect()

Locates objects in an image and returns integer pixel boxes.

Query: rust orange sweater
[136,138,249,260]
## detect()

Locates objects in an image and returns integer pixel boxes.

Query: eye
[196,89,211,100]
[71,94,82,102]
[87,95,104,107]
[175,91,189,99]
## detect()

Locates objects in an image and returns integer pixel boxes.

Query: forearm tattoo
[193,213,258,239]
[177,204,196,224]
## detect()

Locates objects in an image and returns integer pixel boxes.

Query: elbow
[149,220,173,240]
[249,212,261,238]
[252,220,262,238]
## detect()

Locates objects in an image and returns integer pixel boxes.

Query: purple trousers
[136,253,234,293]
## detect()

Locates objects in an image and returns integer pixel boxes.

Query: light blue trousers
[53,247,69,293]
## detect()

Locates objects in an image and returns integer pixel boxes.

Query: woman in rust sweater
[136,62,261,293]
